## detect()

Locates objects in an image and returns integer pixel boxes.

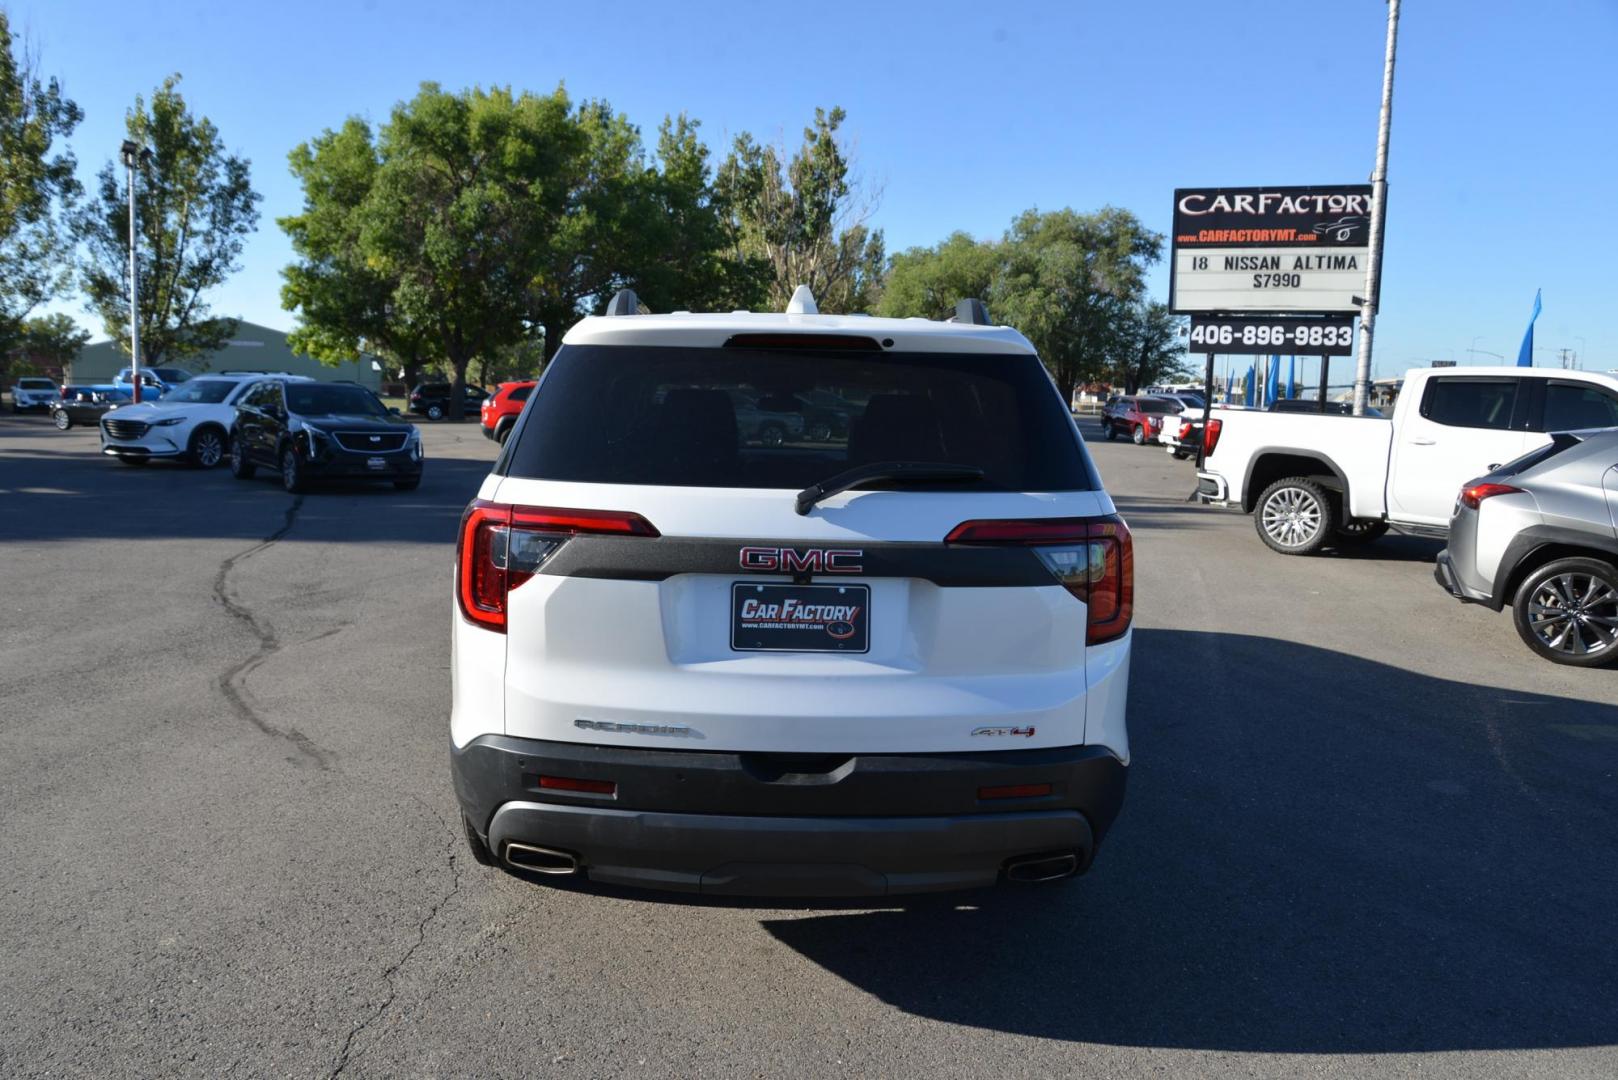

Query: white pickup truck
[1196,366,1618,554]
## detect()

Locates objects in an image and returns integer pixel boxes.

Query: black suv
[229,379,424,493]
[408,382,488,421]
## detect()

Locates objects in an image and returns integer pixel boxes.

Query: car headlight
[303,424,329,454]
[153,416,184,427]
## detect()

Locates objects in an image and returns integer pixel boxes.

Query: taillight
[1203,418,1223,457]
[456,500,659,633]
[944,515,1134,645]
[1178,421,1193,440]
[1459,482,1523,510]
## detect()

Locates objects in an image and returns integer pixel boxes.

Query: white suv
[451,291,1133,896]
[99,374,302,467]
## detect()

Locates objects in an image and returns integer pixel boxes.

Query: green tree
[991,207,1162,406]
[875,231,999,319]
[1110,300,1189,393]
[20,311,89,369]
[280,117,435,390]
[717,107,884,313]
[0,12,81,363]
[74,75,260,365]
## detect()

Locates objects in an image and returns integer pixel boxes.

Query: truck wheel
[1334,519,1389,544]
[1512,557,1618,667]
[1131,424,1146,445]
[1255,477,1331,555]
[462,812,497,866]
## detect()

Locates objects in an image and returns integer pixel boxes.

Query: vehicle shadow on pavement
[0,441,494,546]
[760,629,1618,1053]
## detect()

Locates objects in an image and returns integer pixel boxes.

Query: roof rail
[947,298,992,326]
[605,288,648,316]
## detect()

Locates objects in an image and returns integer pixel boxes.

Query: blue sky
[11,0,1617,376]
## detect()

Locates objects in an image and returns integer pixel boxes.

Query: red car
[1104,396,1180,445]
[480,380,536,444]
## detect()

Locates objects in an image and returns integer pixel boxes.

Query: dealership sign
[1169,185,1373,315]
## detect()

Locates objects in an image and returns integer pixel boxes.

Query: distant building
[70,320,384,390]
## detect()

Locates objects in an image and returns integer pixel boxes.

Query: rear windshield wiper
[795,461,985,515]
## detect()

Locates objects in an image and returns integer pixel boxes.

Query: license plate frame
[731,582,871,654]
[366,456,387,470]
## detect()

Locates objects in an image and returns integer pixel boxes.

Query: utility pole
[1352,0,1401,416]
[120,140,151,403]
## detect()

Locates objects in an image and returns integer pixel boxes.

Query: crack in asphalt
[329,813,464,1078]
[212,494,331,769]
[212,492,469,1075]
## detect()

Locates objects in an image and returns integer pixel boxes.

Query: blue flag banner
[1287,356,1296,399]
[1265,354,1280,406]
[1517,289,1541,367]
[1244,363,1256,407]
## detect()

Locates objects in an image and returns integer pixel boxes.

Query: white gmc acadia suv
[450,290,1133,896]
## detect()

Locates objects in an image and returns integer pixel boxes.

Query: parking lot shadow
[761,629,1618,1054]
[0,436,494,546]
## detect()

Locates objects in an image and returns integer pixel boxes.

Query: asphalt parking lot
[2,412,1616,1079]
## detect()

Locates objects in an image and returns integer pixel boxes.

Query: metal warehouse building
[70,320,383,390]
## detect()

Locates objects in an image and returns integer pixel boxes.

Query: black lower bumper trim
[452,736,1126,896]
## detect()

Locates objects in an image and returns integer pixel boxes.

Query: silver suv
[1436,429,1618,666]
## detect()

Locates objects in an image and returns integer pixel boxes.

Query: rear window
[1136,399,1176,414]
[18,378,55,390]
[507,385,533,403]
[503,344,1092,491]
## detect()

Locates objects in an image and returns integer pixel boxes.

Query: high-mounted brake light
[945,515,1134,645]
[456,500,659,633]
[1459,482,1524,511]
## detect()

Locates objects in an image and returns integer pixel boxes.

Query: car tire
[462,812,498,867]
[1511,557,1618,667]
[1104,422,1117,441]
[281,446,306,494]
[1334,518,1389,544]
[1255,476,1332,556]
[759,422,787,447]
[53,410,71,430]
[1131,424,1146,446]
[426,403,445,422]
[188,426,227,468]
[229,436,256,479]
[495,421,513,446]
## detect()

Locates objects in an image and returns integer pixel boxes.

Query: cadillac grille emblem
[368,435,381,443]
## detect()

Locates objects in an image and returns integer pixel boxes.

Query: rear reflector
[945,515,1134,645]
[1459,482,1524,510]
[538,775,617,796]
[456,500,659,633]
[978,783,1053,800]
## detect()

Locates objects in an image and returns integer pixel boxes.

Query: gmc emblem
[738,546,864,573]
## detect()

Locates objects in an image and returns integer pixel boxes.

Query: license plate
[366,457,386,470]
[731,582,870,653]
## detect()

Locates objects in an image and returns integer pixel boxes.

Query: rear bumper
[452,736,1126,896]
[1434,550,1491,605]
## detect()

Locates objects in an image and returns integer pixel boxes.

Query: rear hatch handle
[794,461,985,515]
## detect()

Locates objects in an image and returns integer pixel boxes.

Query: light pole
[120,140,152,402]
[1352,0,1401,416]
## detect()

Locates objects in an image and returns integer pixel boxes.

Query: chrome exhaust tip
[1005,853,1079,884]
[503,842,580,875]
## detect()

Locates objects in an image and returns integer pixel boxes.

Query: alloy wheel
[1527,573,1618,658]
[195,431,224,467]
[1261,486,1324,549]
